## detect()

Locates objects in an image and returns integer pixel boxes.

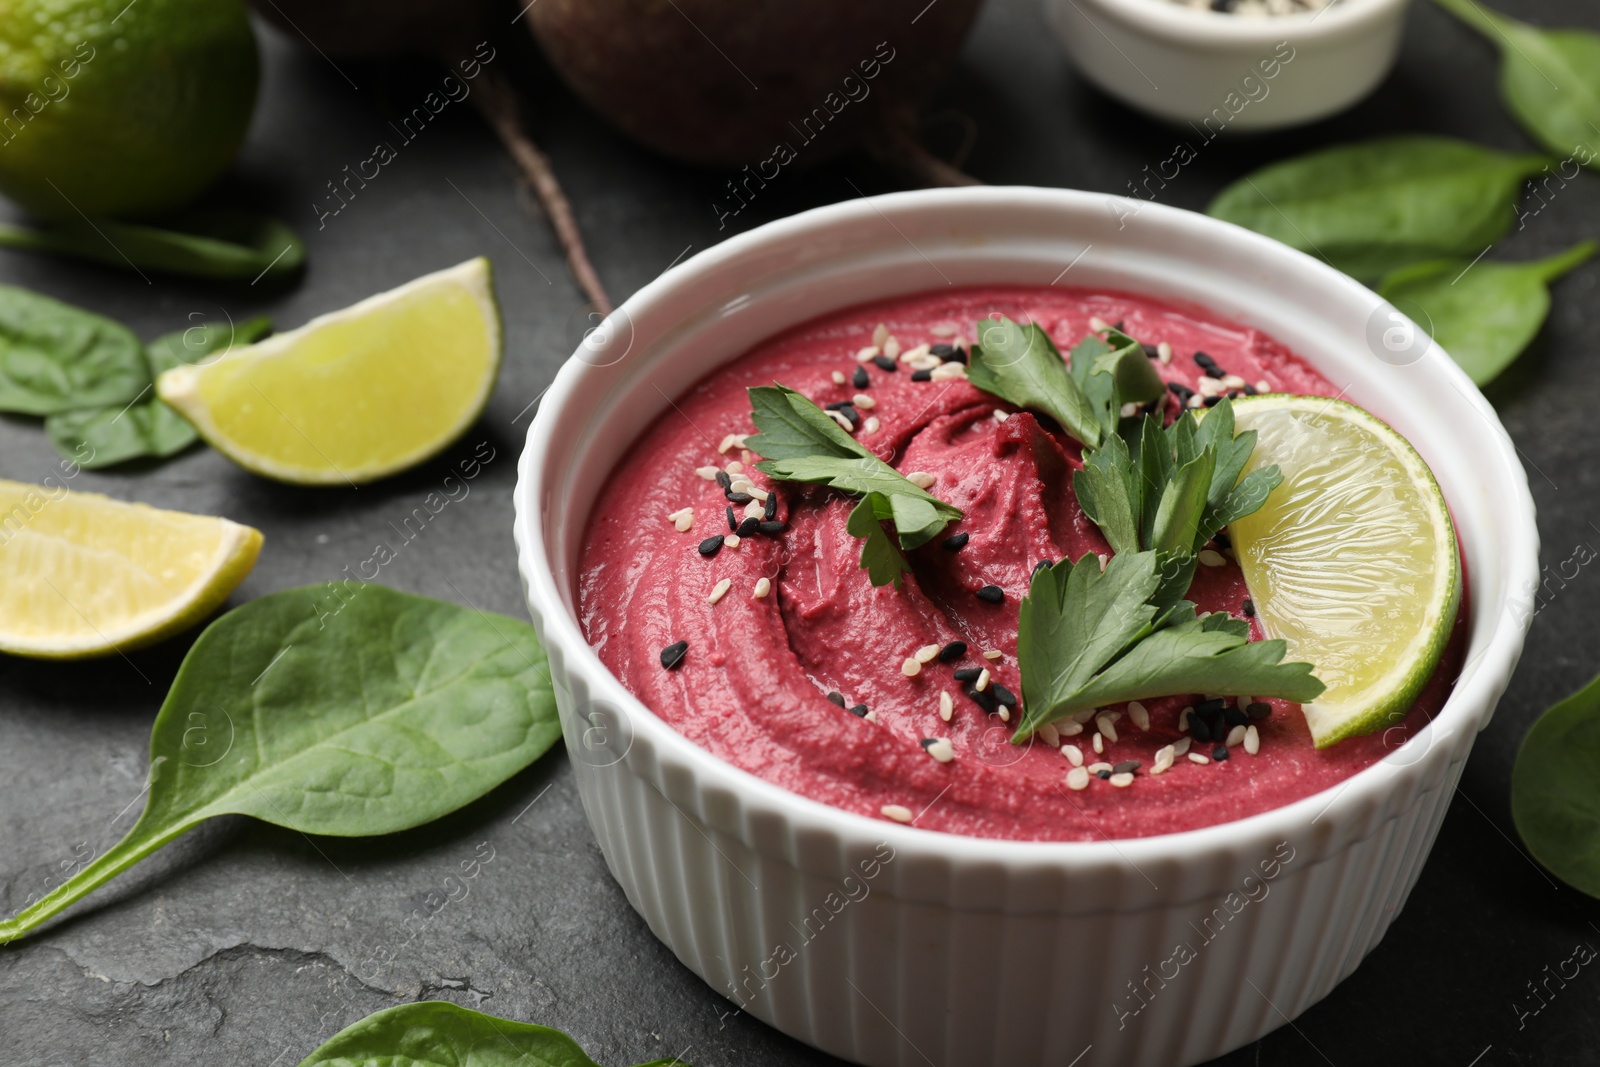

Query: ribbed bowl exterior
[515,188,1537,1067]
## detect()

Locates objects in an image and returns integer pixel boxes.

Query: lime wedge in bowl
[1227,394,1461,748]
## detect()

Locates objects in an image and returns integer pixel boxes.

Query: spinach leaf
[1433,0,1600,165]
[0,210,305,282]
[1207,136,1549,281]
[1512,670,1600,898]
[0,583,559,945]
[45,316,273,468]
[0,286,148,415]
[1378,241,1595,385]
[297,1002,693,1067]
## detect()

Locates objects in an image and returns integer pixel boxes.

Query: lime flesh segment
[0,479,262,659]
[1227,395,1460,748]
[158,258,501,485]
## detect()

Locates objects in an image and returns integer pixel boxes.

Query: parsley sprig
[1013,551,1324,739]
[747,384,962,588]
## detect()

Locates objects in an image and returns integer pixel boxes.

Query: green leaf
[0,584,559,945]
[967,317,1104,447]
[748,384,962,568]
[0,285,148,415]
[1377,241,1596,385]
[296,1001,693,1067]
[1206,136,1550,281]
[1013,551,1322,737]
[0,209,306,281]
[45,316,274,468]
[1148,448,1216,555]
[1432,0,1600,165]
[1073,431,1141,555]
[1512,670,1600,899]
[848,493,912,589]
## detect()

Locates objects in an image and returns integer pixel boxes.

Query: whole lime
[0,0,259,220]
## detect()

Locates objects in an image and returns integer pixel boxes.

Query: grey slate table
[3,0,1599,1063]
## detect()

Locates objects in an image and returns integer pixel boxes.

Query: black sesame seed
[1242,383,1259,396]
[1242,598,1256,617]
[715,471,732,490]
[993,684,1018,708]
[764,493,778,521]
[1096,769,1113,780]
[1223,706,1248,727]
[944,348,968,365]
[726,505,737,531]
[976,585,1005,604]
[1194,351,1219,370]
[1141,343,1161,359]
[1205,367,1226,380]
[838,404,860,426]
[918,738,940,751]
[1213,530,1232,550]
[1246,701,1271,720]
[825,400,851,410]
[1166,381,1194,402]
[1203,395,1224,407]
[757,520,785,535]
[727,492,754,504]
[1213,744,1229,761]
[943,532,969,551]
[953,667,982,683]
[873,355,898,372]
[660,641,688,670]
[966,686,998,713]
[698,535,724,557]
[930,343,955,357]
[1189,717,1212,743]
[1196,697,1225,715]
[737,517,760,537]
[939,640,967,663]
[827,691,846,707]
[1112,760,1141,775]
[1033,559,1053,575]
[848,703,870,718]
[853,366,870,389]
[911,368,932,382]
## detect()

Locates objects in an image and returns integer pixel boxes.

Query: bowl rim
[514,185,1537,869]
[1053,0,1412,47]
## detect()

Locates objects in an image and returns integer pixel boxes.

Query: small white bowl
[515,187,1536,1067]
[1044,0,1411,130]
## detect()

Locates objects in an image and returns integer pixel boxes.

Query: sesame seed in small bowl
[1044,0,1411,130]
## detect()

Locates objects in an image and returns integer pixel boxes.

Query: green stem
[0,816,200,945]
[1533,240,1599,284]
[1431,0,1515,41]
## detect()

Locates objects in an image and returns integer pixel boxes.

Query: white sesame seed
[1187,394,1205,409]
[992,409,1009,423]
[916,644,940,664]
[828,410,855,432]
[1256,380,1271,393]
[747,486,770,502]
[1089,316,1111,332]
[1128,701,1150,731]
[853,393,877,410]
[1174,736,1192,755]
[707,578,732,604]
[865,710,880,723]
[1152,744,1176,774]
[906,471,937,489]
[1110,772,1135,788]
[930,361,968,381]
[667,506,694,524]
[729,477,755,494]
[872,323,889,346]
[1244,725,1260,755]
[939,691,953,721]
[998,707,1010,723]
[930,323,957,337]
[725,459,744,474]
[1178,707,1192,732]
[1097,553,1108,572]
[1188,752,1211,765]
[923,737,955,763]
[856,345,881,362]
[741,449,752,464]
[1072,708,1097,724]
[1226,724,1247,748]
[726,535,742,549]
[695,465,721,480]
[1062,744,1084,767]
[1157,341,1173,364]
[1222,374,1247,390]
[1059,720,1083,736]
[899,343,931,364]
[1095,714,1119,744]
[902,657,922,678]
[864,416,881,435]
[881,804,913,823]
[907,353,942,371]
[674,514,694,532]
[1197,376,1227,398]
[975,668,990,692]
[832,370,846,385]
[1199,550,1227,568]
[753,577,771,599]
[1039,722,1060,748]
[1066,766,1091,790]
[883,337,901,360]
[1088,762,1113,775]
[1092,732,1104,755]
[744,500,765,519]
[1119,401,1142,418]
[717,435,737,454]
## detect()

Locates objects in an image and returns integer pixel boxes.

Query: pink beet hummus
[578,286,1464,842]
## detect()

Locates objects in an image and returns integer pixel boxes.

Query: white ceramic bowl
[514,187,1536,1067]
[1044,0,1411,130]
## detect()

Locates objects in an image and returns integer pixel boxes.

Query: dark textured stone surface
[3,1,1600,1064]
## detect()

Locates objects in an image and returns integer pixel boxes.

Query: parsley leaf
[747,385,963,587]
[1013,551,1324,739]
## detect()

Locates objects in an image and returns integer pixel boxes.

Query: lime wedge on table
[158,258,501,485]
[1227,395,1460,748]
[0,480,262,659]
